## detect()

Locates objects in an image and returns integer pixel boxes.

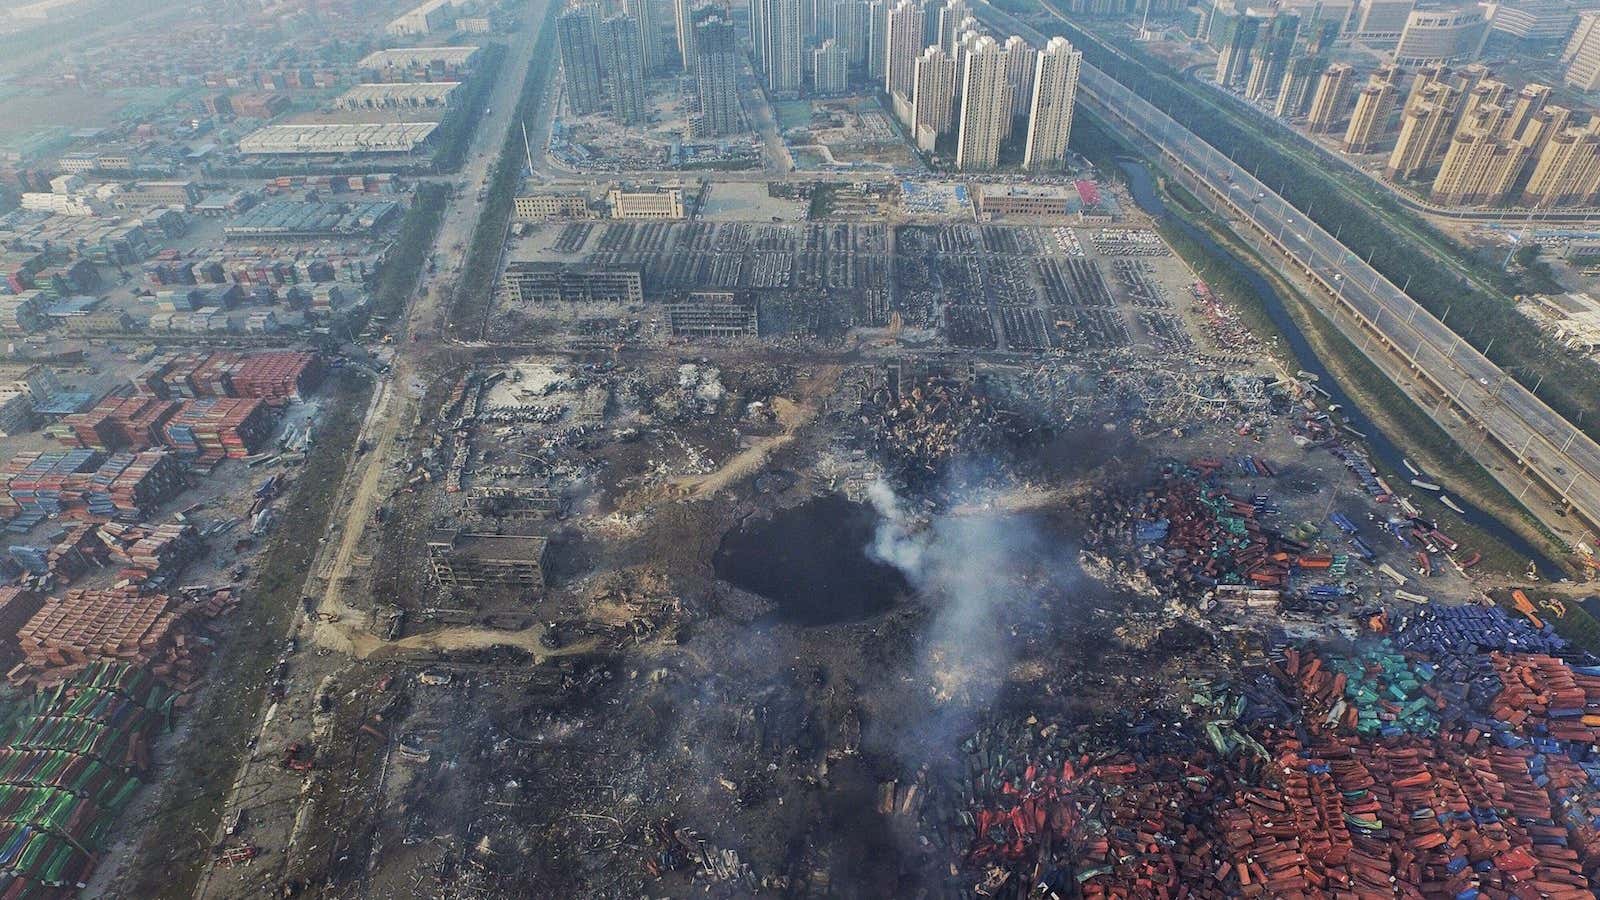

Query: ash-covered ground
[347,358,1274,899]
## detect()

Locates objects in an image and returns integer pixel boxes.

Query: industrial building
[665,292,759,336]
[974,184,1078,218]
[513,193,592,220]
[607,186,685,219]
[357,46,481,81]
[427,531,546,592]
[237,123,439,158]
[222,200,402,240]
[386,0,460,37]
[115,181,202,208]
[333,82,459,112]
[501,261,645,304]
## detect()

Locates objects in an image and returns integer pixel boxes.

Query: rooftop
[237,122,439,155]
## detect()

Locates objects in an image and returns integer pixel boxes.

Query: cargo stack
[2,450,184,526]
[0,451,104,530]
[188,352,237,397]
[10,588,204,690]
[161,397,271,464]
[58,396,179,452]
[133,350,321,406]
[0,661,172,894]
[89,451,185,520]
[1488,653,1600,744]
[0,588,43,652]
[228,351,321,403]
[95,522,203,582]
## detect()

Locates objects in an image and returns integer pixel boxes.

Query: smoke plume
[864,479,1080,750]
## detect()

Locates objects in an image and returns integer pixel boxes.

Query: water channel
[1116,158,1564,580]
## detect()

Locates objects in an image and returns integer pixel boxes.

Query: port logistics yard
[7,0,1600,895]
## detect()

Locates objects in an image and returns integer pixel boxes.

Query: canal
[1116,158,1564,580]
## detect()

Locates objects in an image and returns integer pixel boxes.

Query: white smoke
[864,479,1064,711]
[864,479,926,574]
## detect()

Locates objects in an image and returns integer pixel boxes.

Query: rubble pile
[868,376,1030,485]
[7,524,105,587]
[644,820,785,890]
[1086,467,1319,601]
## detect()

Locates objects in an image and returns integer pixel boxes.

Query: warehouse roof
[357,45,480,69]
[238,122,439,155]
[336,82,459,104]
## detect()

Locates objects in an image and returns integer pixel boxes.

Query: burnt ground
[346,358,1237,899]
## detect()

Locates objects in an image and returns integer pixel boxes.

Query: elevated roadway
[978,0,1600,540]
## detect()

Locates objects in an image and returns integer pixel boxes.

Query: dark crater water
[713,494,910,626]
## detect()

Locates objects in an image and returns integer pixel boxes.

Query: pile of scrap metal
[1085,466,1328,605]
[867,375,1030,486]
[643,820,788,891]
[899,609,1600,898]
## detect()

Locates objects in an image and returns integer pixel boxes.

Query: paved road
[976,0,1600,539]
[190,2,554,895]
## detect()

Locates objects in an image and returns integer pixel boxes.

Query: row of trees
[1036,1,1600,442]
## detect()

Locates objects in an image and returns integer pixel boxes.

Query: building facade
[601,15,647,125]
[1341,66,1399,153]
[559,7,605,116]
[695,14,742,135]
[911,45,958,150]
[1563,11,1600,91]
[1394,7,1491,65]
[1023,36,1082,171]
[813,39,849,94]
[955,35,1013,170]
[885,0,925,99]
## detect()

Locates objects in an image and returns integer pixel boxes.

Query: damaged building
[426,530,548,593]
[665,291,759,337]
[501,261,644,304]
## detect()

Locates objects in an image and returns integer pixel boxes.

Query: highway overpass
[976,0,1600,541]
